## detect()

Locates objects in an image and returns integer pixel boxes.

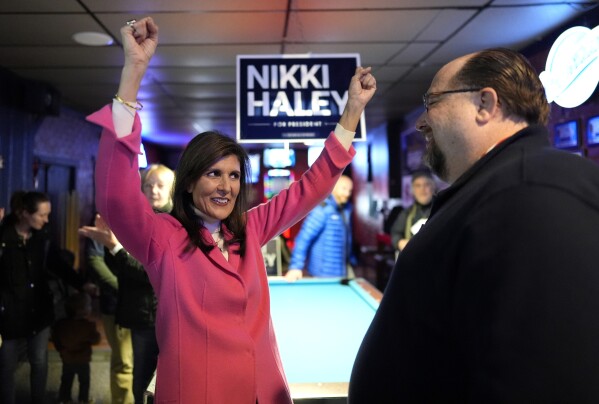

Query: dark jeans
[58,362,91,402]
[0,327,50,404]
[131,328,159,404]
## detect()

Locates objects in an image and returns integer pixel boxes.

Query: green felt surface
[269,278,379,383]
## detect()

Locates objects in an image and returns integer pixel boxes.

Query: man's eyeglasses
[422,88,482,111]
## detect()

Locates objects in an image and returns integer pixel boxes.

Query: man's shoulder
[305,201,330,216]
[395,206,411,219]
[524,146,598,172]
[476,144,599,209]
[439,142,599,215]
[517,146,599,192]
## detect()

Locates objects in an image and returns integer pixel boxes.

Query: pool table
[268,277,382,402]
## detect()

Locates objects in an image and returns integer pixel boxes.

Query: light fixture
[72,32,114,46]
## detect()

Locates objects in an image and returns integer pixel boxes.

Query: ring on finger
[126,19,137,32]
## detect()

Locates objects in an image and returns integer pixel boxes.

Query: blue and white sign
[236,54,366,143]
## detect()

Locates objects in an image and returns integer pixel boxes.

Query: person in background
[349,48,599,402]
[88,16,375,403]
[0,191,87,404]
[140,164,175,213]
[285,175,356,281]
[52,292,101,404]
[85,232,134,404]
[390,170,435,256]
[80,164,174,404]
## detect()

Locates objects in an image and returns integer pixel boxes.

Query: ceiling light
[72,32,114,46]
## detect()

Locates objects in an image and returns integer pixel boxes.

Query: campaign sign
[237,54,366,143]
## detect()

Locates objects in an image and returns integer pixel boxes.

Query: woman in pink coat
[90,17,376,403]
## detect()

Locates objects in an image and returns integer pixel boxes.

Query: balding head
[415,48,547,184]
[453,48,549,125]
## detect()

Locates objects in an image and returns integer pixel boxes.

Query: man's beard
[424,137,447,181]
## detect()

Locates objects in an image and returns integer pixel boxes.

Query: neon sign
[539,25,599,108]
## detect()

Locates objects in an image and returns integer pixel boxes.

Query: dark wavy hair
[171,131,250,256]
[3,191,50,226]
[452,47,550,126]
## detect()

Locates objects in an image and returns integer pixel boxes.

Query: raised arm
[90,17,162,268]
[248,67,377,246]
[335,66,377,150]
[113,17,159,138]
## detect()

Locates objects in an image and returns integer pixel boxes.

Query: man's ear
[475,87,500,124]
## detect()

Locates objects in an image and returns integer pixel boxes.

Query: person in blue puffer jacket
[285,175,357,280]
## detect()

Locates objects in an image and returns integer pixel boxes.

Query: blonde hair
[141,164,174,186]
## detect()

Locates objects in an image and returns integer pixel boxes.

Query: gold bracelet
[114,94,143,111]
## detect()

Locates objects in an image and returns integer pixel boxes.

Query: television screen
[264,169,294,199]
[587,116,599,146]
[248,153,261,183]
[263,148,295,168]
[553,120,579,149]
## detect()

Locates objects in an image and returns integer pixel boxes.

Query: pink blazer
[88,105,355,404]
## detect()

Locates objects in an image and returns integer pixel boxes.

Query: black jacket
[105,247,157,329]
[390,201,431,250]
[350,125,599,402]
[0,223,83,339]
